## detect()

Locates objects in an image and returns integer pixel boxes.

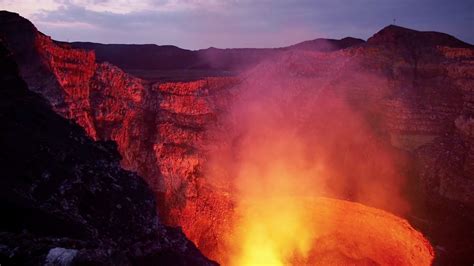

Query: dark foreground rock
[0,41,216,265]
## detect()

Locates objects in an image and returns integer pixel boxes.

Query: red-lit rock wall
[35,33,240,259]
[25,34,239,255]
[150,78,239,259]
[35,33,98,138]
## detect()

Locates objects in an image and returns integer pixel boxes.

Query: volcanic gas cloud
[204,51,434,265]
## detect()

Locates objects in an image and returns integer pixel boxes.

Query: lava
[228,197,316,266]
[223,197,434,266]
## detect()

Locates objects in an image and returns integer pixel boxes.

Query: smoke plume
[205,47,411,264]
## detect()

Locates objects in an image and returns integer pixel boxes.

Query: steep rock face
[0,12,237,260]
[89,63,150,174]
[364,26,474,264]
[411,47,474,265]
[361,26,474,216]
[414,47,474,205]
[150,78,239,259]
[0,40,215,265]
[36,33,98,138]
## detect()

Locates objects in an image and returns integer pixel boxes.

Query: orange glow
[209,121,434,265]
[200,54,434,265]
[223,197,434,265]
[228,197,317,266]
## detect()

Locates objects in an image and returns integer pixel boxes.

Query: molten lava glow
[225,197,434,266]
[219,126,326,265]
[230,198,316,266]
[209,124,434,265]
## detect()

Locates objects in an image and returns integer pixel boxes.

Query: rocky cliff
[0,11,237,261]
[0,39,215,265]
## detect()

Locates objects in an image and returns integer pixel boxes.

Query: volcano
[1,9,473,266]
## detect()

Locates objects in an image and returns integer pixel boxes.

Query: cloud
[1,0,60,17]
[63,0,159,14]
[1,0,472,49]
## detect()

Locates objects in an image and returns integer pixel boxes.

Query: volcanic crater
[1,10,474,266]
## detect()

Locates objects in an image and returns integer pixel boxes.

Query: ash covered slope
[0,41,215,265]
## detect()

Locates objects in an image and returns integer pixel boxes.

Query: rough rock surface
[0,36,215,265]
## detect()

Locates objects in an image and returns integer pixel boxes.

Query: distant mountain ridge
[65,36,365,73]
[65,25,473,82]
[368,24,473,48]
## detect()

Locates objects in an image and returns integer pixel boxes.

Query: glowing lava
[223,197,434,266]
[229,198,315,266]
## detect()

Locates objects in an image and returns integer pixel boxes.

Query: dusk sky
[1,0,473,50]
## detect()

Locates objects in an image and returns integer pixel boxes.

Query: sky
[1,0,473,50]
